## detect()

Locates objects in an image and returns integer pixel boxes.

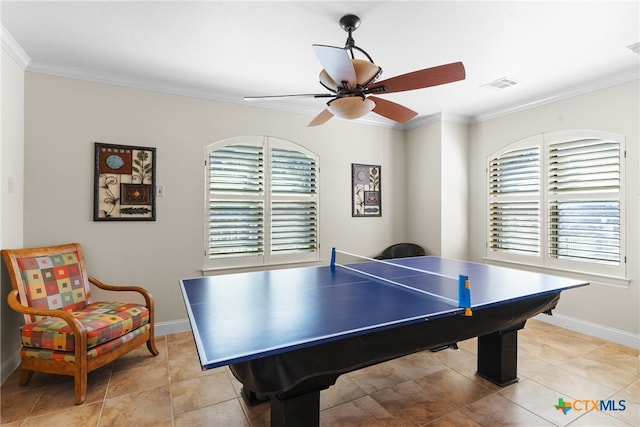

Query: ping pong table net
[331,248,473,316]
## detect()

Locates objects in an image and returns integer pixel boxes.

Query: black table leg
[241,387,269,405]
[270,390,320,427]
[476,328,520,386]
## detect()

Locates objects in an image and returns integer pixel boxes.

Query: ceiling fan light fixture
[319,69,338,91]
[352,59,382,86]
[327,96,375,119]
[319,59,381,91]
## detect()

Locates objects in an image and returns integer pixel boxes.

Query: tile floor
[1,319,638,426]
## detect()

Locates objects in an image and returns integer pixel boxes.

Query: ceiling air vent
[628,42,640,55]
[483,77,519,90]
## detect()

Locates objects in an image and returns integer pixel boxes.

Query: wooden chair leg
[146,337,159,356]
[74,349,88,405]
[19,368,34,386]
[74,373,87,405]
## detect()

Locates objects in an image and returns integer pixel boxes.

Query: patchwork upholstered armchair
[1,243,159,404]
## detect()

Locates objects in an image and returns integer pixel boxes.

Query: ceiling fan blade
[244,93,334,101]
[308,109,334,127]
[369,96,417,123]
[313,45,357,89]
[367,61,465,94]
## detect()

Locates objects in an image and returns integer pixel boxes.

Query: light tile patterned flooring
[1,319,638,426]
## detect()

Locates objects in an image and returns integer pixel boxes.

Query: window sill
[483,258,631,288]
[202,259,324,276]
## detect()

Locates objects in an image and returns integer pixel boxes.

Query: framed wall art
[352,163,381,217]
[94,142,156,221]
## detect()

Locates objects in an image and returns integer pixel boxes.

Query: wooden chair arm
[88,275,155,310]
[7,289,88,347]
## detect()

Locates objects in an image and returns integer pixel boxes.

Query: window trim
[486,130,626,280]
[204,136,320,270]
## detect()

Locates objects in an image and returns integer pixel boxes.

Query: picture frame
[352,163,381,217]
[94,142,156,221]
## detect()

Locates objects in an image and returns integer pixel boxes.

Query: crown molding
[1,25,30,69]
[5,24,638,131]
[24,59,405,129]
[405,112,471,130]
[470,67,640,124]
[25,60,246,105]
[19,58,640,131]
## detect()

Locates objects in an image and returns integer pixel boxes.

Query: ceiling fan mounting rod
[344,27,356,50]
[339,14,375,63]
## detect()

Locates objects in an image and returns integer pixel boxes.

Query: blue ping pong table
[180,255,588,427]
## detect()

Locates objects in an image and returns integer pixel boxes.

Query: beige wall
[468,81,640,337]
[439,120,469,260]
[22,72,408,325]
[405,118,469,260]
[405,120,442,255]
[1,48,25,381]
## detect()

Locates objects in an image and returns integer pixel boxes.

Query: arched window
[205,136,319,269]
[487,130,625,278]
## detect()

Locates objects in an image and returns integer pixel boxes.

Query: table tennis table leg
[476,323,523,386]
[270,390,320,427]
[241,387,269,405]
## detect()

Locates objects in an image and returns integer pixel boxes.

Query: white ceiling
[2,1,639,127]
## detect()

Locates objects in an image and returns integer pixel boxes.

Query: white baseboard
[155,318,191,336]
[535,313,640,349]
[1,350,21,385]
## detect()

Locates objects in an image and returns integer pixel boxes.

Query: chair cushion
[17,251,90,321]
[21,324,151,362]
[20,302,150,352]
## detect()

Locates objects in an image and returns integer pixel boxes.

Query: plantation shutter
[548,138,621,265]
[208,145,264,259]
[271,148,318,254]
[488,146,541,256]
[206,138,319,267]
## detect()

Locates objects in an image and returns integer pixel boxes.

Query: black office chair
[375,243,426,260]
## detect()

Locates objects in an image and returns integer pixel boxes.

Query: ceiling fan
[244,14,466,126]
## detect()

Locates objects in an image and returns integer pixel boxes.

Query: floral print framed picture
[94,142,156,221]
[352,163,381,217]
